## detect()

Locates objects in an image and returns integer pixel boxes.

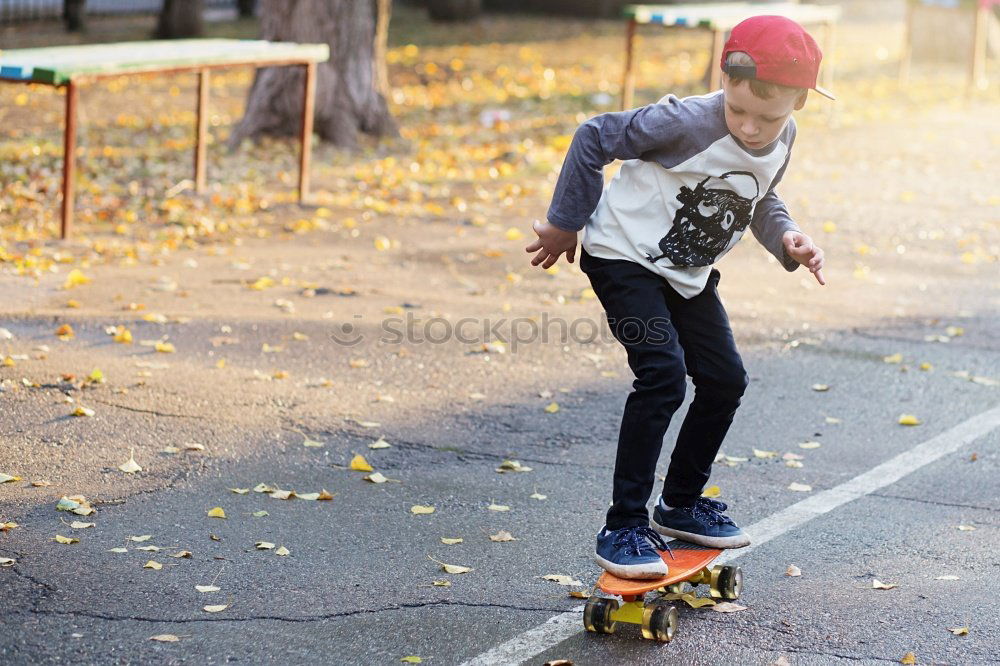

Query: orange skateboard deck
[584,539,743,642]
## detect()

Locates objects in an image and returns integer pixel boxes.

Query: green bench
[0,39,330,239]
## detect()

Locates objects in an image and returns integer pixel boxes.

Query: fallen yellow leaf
[428,554,471,574]
[542,574,582,586]
[63,269,91,289]
[350,454,374,472]
[118,450,142,474]
[496,460,532,473]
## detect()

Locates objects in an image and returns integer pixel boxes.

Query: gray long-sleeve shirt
[547,90,801,299]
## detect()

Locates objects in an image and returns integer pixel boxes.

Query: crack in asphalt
[869,492,1000,514]
[87,398,211,420]
[850,327,1000,352]
[28,599,581,624]
[93,468,196,507]
[3,565,58,592]
[355,432,609,469]
[778,645,915,663]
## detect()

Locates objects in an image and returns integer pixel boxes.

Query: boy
[525,16,829,579]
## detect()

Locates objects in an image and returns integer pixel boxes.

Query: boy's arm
[546,103,680,232]
[750,152,801,272]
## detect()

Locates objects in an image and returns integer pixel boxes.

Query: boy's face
[721,73,807,150]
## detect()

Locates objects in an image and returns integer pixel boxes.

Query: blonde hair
[725,51,805,100]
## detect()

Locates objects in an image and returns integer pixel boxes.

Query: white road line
[460,403,1000,666]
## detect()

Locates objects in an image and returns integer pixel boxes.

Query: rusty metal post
[195,68,210,194]
[298,61,317,204]
[622,18,638,110]
[60,79,78,240]
[969,3,989,92]
[899,0,915,85]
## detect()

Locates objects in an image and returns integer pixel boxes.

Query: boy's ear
[793,89,808,111]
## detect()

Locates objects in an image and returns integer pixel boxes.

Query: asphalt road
[2,98,999,666]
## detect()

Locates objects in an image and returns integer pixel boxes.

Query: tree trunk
[428,0,482,21]
[63,0,86,32]
[156,0,205,39]
[230,0,398,149]
[237,0,256,18]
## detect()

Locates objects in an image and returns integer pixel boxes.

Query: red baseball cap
[720,15,835,100]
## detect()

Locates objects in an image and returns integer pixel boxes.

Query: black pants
[580,248,749,530]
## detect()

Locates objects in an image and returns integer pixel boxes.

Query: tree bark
[237,0,256,18]
[63,0,86,32]
[428,0,482,21]
[156,0,205,40]
[230,0,398,149]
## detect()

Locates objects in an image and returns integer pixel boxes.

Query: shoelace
[612,526,674,560]
[690,497,736,527]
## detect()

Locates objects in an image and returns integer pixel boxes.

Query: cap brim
[814,85,836,101]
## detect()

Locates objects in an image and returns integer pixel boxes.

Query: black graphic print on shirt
[645,170,761,267]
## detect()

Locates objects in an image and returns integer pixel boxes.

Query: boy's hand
[525,219,578,269]
[783,230,825,285]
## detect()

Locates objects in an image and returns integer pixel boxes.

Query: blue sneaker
[594,525,671,579]
[650,496,750,548]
